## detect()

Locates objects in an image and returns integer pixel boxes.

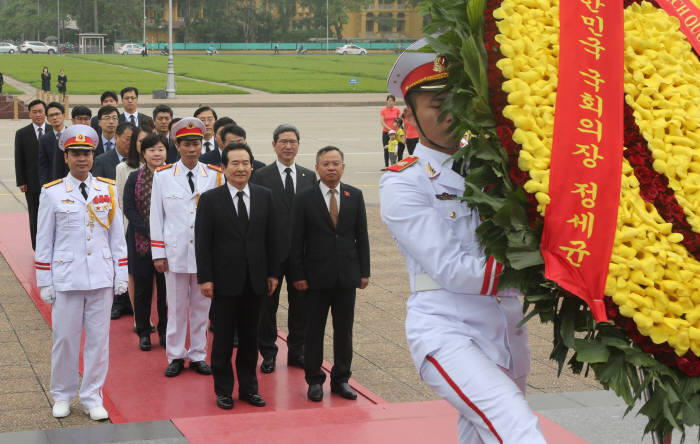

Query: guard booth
[78,33,106,54]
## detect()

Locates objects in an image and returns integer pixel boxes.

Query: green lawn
[1,83,23,95]
[0,54,246,95]
[73,54,397,93]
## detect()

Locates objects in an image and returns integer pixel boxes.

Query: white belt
[414,273,443,292]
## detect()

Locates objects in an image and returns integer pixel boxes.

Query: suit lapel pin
[344,191,350,197]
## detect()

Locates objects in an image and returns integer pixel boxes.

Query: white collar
[227,181,249,196]
[319,180,339,196]
[276,160,296,175]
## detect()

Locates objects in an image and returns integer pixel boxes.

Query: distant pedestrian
[0,72,4,94]
[57,69,67,100]
[379,94,400,170]
[274,44,279,55]
[41,66,51,93]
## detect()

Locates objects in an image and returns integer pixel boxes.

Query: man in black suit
[51,106,95,182]
[38,102,66,186]
[200,124,265,172]
[90,91,119,135]
[194,106,218,155]
[14,99,51,250]
[199,117,234,165]
[119,87,149,127]
[165,117,181,164]
[290,146,370,402]
[195,142,279,410]
[252,124,315,374]
[92,121,134,180]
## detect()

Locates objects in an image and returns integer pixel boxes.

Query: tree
[299,0,372,40]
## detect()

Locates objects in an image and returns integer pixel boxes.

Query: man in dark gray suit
[252,124,316,374]
[14,99,51,250]
[92,121,134,180]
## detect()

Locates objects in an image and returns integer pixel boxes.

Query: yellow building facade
[147,0,422,42]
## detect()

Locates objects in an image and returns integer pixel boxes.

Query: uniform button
[450,211,456,219]
[190,225,193,229]
[59,259,64,263]
[87,252,92,256]
[190,211,194,214]
[87,237,91,241]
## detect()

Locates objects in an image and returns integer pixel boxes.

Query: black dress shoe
[110,306,122,320]
[331,382,357,400]
[165,359,185,377]
[260,357,276,374]
[158,333,166,348]
[139,336,151,351]
[239,393,266,407]
[190,360,212,375]
[216,395,233,410]
[307,384,323,402]
[287,355,304,368]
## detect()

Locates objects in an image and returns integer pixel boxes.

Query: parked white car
[0,42,18,54]
[120,43,144,55]
[335,44,367,55]
[19,41,58,54]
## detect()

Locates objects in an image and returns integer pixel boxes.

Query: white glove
[114,281,128,295]
[40,286,56,305]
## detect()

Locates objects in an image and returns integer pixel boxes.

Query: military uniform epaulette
[386,156,419,172]
[206,164,223,173]
[156,164,173,172]
[97,177,116,185]
[43,178,63,189]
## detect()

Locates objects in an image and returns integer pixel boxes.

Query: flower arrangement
[419,0,700,438]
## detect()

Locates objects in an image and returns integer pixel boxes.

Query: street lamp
[166,0,176,98]
[143,0,146,46]
[326,0,329,55]
[57,0,60,47]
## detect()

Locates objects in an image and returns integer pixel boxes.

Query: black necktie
[187,171,194,193]
[452,158,466,177]
[284,167,294,202]
[129,115,136,125]
[80,182,88,200]
[37,127,43,139]
[236,191,248,233]
[205,142,212,153]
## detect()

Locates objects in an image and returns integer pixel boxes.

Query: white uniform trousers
[50,287,112,409]
[419,340,546,444]
[164,272,210,363]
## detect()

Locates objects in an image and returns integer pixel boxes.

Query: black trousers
[304,284,356,385]
[406,138,419,156]
[397,142,406,161]
[382,132,390,167]
[26,192,39,250]
[134,266,167,337]
[258,258,305,360]
[211,279,261,397]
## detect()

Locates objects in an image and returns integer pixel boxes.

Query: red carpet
[1,212,587,442]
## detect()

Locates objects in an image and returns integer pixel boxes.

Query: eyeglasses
[101,116,119,121]
[277,139,298,146]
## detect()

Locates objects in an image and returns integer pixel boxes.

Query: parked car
[335,44,367,55]
[0,42,18,54]
[120,43,144,55]
[19,41,58,54]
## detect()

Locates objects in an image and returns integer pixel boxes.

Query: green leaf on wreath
[574,338,610,363]
[505,249,544,270]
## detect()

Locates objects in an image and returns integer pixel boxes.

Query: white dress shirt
[318,181,340,212]
[33,122,47,139]
[276,160,297,192]
[227,182,250,218]
[201,137,216,155]
[123,111,139,126]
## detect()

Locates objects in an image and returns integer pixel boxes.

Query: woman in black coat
[123,134,169,351]
[41,66,51,92]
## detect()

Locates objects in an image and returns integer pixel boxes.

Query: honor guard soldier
[35,124,128,421]
[379,39,546,443]
[150,117,223,377]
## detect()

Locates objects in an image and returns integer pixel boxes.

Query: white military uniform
[380,143,545,444]
[150,159,222,363]
[35,173,128,409]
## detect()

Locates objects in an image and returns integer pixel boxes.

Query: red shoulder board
[156,164,173,172]
[207,164,223,173]
[386,156,419,172]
